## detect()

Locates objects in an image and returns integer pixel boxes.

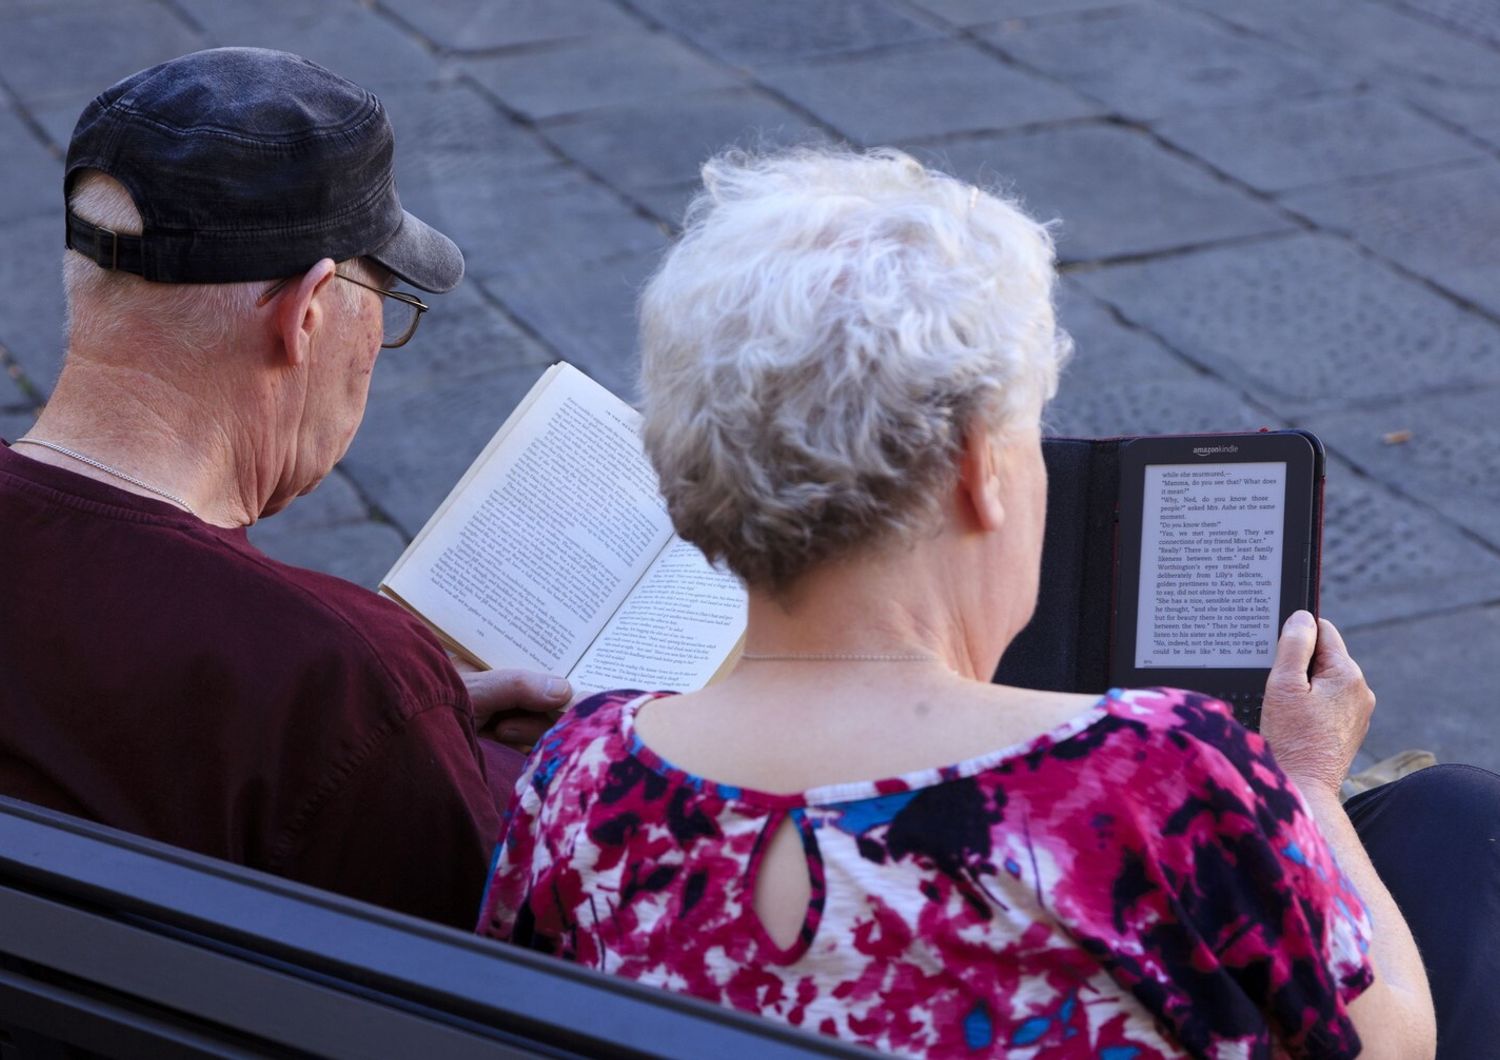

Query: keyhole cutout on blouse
[751,812,814,951]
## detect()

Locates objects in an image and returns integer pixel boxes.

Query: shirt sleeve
[474,691,629,944]
[1080,692,1374,1055]
[475,728,553,942]
[274,701,504,929]
[1100,693,1374,1058]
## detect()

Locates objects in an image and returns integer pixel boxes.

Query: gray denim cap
[64,47,463,293]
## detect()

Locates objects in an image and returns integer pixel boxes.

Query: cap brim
[367,210,464,294]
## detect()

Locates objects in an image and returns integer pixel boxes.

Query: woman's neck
[739,542,996,682]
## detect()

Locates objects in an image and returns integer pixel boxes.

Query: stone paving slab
[0,0,203,111]
[268,467,375,531]
[622,182,701,228]
[1318,455,1500,630]
[366,282,552,398]
[1075,233,1500,414]
[1153,92,1485,194]
[0,106,58,228]
[1178,0,1500,102]
[1054,283,1198,383]
[1402,83,1500,152]
[539,89,826,200]
[756,40,1101,145]
[1047,374,1276,440]
[425,162,664,282]
[175,0,442,91]
[1344,605,1500,774]
[1176,0,1500,148]
[1307,387,1500,552]
[1282,161,1500,320]
[22,97,88,154]
[0,366,30,409]
[908,124,1294,263]
[480,250,658,401]
[1048,292,1500,631]
[380,80,557,174]
[1399,0,1500,49]
[625,0,942,66]
[0,0,202,107]
[341,361,562,538]
[249,520,409,591]
[0,213,67,394]
[248,476,408,590]
[983,6,1350,121]
[1047,286,1278,437]
[461,31,741,122]
[377,81,558,221]
[382,0,642,52]
[906,0,1129,26]
[0,408,37,440]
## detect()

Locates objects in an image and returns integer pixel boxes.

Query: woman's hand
[1260,610,1375,798]
[1260,612,1435,1058]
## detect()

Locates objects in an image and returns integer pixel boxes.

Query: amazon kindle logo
[1191,445,1239,457]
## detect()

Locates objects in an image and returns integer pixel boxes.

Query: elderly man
[0,48,565,928]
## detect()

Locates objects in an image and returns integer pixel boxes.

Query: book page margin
[379,362,667,673]
[380,361,565,593]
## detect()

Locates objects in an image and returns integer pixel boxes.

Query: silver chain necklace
[13,438,197,517]
[740,650,938,663]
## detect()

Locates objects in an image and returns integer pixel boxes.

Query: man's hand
[1260,610,1375,798]
[452,657,571,753]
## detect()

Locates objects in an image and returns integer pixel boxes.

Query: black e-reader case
[992,430,1325,730]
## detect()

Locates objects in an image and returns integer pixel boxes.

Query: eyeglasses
[256,270,429,348]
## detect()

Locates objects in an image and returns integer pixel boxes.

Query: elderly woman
[478,148,1437,1057]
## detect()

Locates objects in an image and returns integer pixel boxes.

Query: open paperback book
[380,362,748,698]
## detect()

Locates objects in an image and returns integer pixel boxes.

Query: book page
[568,536,748,696]
[397,363,564,562]
[382,365,675,672]
[1135,461,1287,668]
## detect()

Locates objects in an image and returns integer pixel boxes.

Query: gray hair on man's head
[638,145,1071,593]
[63,170,363,354]
[64,171,263,352]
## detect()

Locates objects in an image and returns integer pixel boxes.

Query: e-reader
[992,429,1326,730]
[1109,430,1323,727]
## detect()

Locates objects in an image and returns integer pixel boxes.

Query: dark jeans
[1346,764,1500,1060]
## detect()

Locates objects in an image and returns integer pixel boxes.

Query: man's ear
[271,258,338,368]
[958,423,1006,533]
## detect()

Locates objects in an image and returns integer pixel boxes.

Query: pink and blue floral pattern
[479,687,1373,1058]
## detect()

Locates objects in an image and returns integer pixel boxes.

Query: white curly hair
[638,146,1071,592]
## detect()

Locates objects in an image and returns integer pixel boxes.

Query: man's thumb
[1270,610,1317,681]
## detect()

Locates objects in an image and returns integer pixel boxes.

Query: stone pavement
[3,0,1499,771]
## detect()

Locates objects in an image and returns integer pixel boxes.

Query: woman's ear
[958,424,1007,533]
[270,258,337,368]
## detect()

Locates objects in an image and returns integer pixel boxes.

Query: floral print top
[478,687,1373,1058]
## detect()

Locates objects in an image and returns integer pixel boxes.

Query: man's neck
[22,355,266,527]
